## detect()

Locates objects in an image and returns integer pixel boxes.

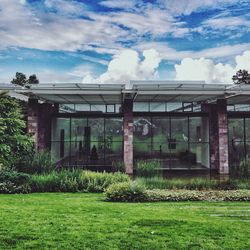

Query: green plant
[105,181,146,202]
[111,160,125,172]
[23,150,55,174]
[135,177,241,190]
[231,159,250,178]
[0,169,31,193]
[29,170,130,193]
[135,159,161,177]
[0,96,34,167]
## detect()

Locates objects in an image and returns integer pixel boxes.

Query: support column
[123,99,133,175]
[202,99,229,175]
[28,99,59,150]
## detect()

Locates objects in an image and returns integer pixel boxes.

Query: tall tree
[11,72,27,86]
[27,74,39,84]
[0,96,33,167]
[232,69,250,85]
[11,72,39,87]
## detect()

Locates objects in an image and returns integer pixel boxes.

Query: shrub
[105,187,250,202]
[231,159,250,179]
[21,150,55,174]
[111,160,125,172]
[0,169,31,194]
[135,177,236,190]
[105,182,146,202]
[145,190,250,202]
[29,170,130,193]
[135,160,161,177]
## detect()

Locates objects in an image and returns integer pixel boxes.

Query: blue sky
[0,0,250,83]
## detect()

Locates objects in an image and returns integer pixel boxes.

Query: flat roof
[0,81,249,105]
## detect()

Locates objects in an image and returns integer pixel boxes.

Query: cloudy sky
[0,0,250,84]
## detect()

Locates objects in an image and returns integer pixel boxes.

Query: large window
[133,115,209,169]
[228,117,250,166]
[51,117,123,167]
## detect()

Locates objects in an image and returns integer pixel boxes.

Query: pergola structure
[1,81,250,176]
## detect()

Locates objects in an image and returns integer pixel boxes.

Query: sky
[0,0,250,84]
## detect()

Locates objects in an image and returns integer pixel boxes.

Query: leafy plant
[22,150,55,174]
[111,160,125,172]
[0,169,31,193]
[29,170,130,193]
[135,159,161,177]
[230,159,250,178]
[105,181,146,202]
[0,96,34,167]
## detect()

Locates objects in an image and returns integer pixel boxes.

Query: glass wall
[228,117,250,166]
[133,115,209,169]
[51,117,123,168]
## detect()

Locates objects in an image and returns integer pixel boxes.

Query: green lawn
[0,193,250,250]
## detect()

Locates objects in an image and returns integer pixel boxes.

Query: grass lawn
[0,193,250,250]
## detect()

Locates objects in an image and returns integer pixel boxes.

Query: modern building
[1,81,250,177]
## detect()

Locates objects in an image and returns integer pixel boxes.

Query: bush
[135,160,161,177]
[231,159,250,179]
[21,150,55,174]
[105,186,250,202]
[145,190,250,202]
[29,170,130,193]
[111,160,125,172]
[136,177,237,190]
[0,169,31,194]
[105,182,146,202]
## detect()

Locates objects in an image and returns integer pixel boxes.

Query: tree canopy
[232,69,250,85]
[11,72,39,87]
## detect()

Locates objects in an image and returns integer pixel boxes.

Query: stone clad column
[28,98,59,150]
[123,98,133,175]
[217,99,229,175]
[202,99,229,175]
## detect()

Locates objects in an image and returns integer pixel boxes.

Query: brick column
[28,99,59,150]
[123,99,133,175]
[202,99,229,175]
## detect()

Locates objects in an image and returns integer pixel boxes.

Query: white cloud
[99,0,136,9]
[82,49,162,83]
[175,50,250,83]
[157,0,238,15]
[136,42,250,61]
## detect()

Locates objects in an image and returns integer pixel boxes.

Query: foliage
[0,169,30,194]
[11,72,39,87]
[111,160,125,172]
[135,159,161,177]
[29,170,130,193]
[0,96,33,167]
[21,150,55,174]
[232,69,250,84]
[105,182,146,202]
[145,190,250,202]
[230,159,250,179]
[105,186,250,202]
[135,176,240,190]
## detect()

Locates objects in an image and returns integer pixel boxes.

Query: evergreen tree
[0,96,33,167]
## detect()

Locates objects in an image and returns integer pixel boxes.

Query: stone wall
[27,99,58,150]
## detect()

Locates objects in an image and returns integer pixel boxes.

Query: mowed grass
[0,193,250,250]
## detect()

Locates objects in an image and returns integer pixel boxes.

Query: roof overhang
[1,81,250,105]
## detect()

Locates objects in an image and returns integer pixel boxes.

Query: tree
[0,96,33,168]
[232,69,250,85]
[27,74,39,84]
[11,72,39,87]
[11,72,27,86]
